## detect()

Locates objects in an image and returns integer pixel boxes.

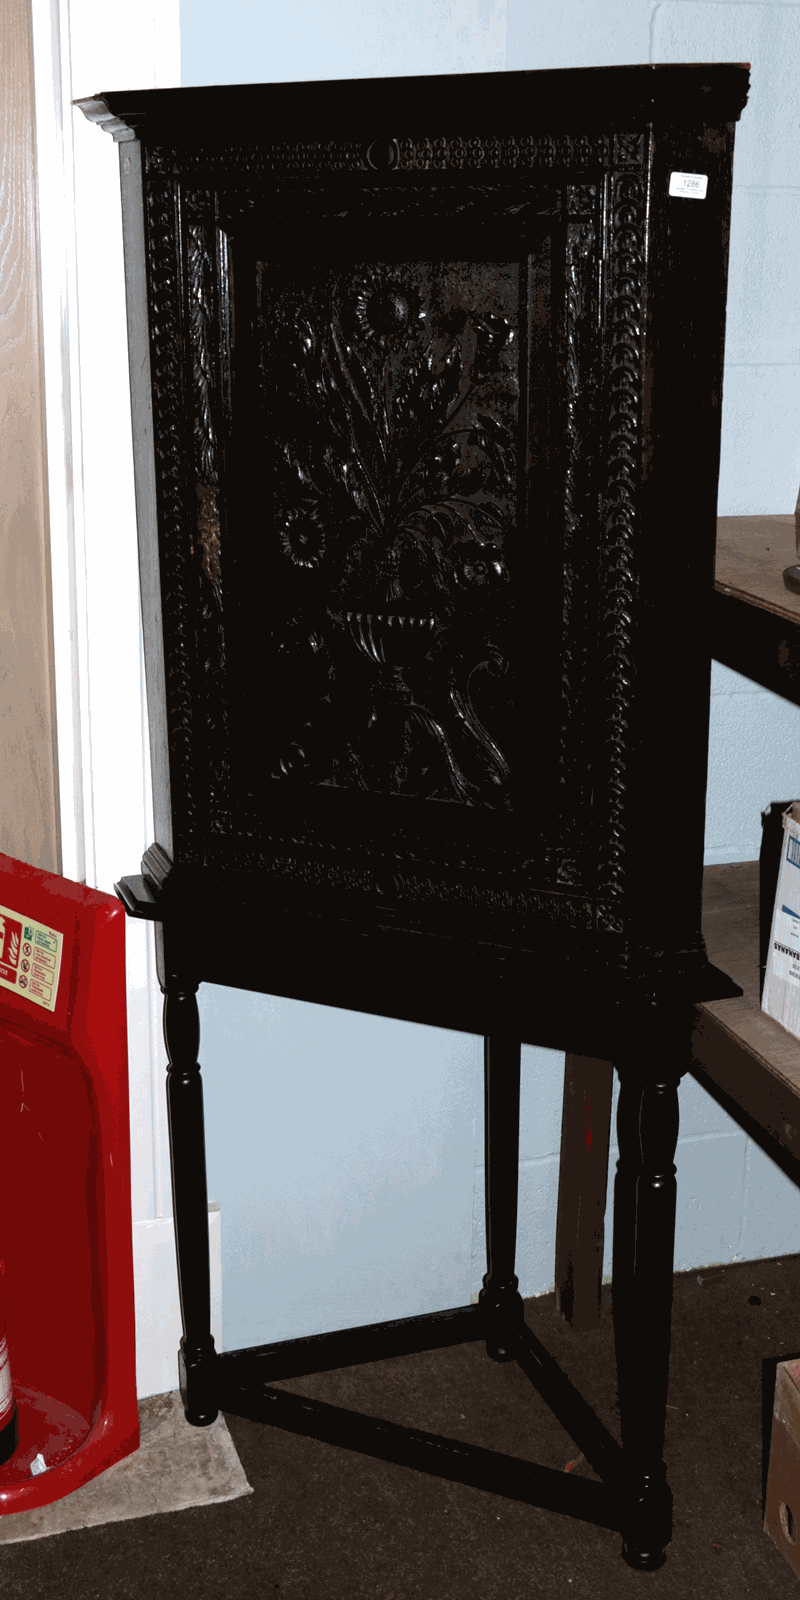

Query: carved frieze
[145,177,198,841]
[143,129,645,179]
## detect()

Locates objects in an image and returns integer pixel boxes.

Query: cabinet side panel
[118,141,172,858]
[627,119,738,955]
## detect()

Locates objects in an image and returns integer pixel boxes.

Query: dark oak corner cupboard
[79,65,749,1568]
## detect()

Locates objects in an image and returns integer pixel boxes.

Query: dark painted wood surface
[80,64,751,1570]
[81,63,751,144]
[86,64,751,1010]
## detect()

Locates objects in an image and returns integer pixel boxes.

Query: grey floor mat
[0,1389,252,1543]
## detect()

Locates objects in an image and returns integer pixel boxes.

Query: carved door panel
[179,174,609,945]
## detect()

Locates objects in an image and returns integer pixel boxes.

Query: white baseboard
[132,1203,222,1400]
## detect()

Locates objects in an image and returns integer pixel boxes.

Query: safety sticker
[0,905,63,1012]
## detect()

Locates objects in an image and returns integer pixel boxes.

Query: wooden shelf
[696,523,800,1146]
[692,860,800,1167]
[712,515,800,702]
[555,859,800,1330]
[556,515,800,1330]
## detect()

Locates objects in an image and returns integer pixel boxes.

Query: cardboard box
[762,803,800,1039]
[764,1358,800,1581]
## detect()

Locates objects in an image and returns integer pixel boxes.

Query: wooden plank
[715,514,799,622]
[694,861,800,1165]
[710,587,800,704]
[554,1054,614,1330]
[712,516,800,701]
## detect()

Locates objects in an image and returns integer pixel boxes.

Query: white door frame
[29,0,220,1397]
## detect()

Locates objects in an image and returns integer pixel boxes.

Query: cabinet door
[177,168,618,948]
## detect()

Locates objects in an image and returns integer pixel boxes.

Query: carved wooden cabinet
[80,64,748,1569]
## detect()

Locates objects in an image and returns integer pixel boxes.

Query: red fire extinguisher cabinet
[0,853,139,1512]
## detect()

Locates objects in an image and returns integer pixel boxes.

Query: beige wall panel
[0,0,60,873]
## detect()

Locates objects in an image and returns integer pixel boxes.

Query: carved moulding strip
[558,209,597,889]
[185,193,231,827]
[245,186,559,226]
[186,199,218,488]
[209,189,562,251]
[219,850,594,931]
[73,97,138,144]
[394,134,611,171]
[145,174,199,850]
[595,160,649,935]
[141,129,645,179]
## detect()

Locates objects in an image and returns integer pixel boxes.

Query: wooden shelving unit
[557,514,800,1329]
[712,513,800,703]
[694,860,800,1166]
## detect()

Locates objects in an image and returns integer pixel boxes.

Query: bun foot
[621,1541,667,1571]
[179,1338,219,1427]
[486,1340,516,1363]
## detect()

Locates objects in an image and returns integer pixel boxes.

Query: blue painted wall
[182,0,800,1351]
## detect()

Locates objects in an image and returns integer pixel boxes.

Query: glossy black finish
[612,1030,685,1569]
[85,63,751,141]
[218,1304,483,1384]
[85,63,751,1568]
[161,970,218,1425]
[479,1035,524,1360]
[88,65,752,999]
[218,1375,621,1531]
[115,873,740,1049]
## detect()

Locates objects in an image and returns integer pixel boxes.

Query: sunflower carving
[278,502,327,569]
[349,269,426,348]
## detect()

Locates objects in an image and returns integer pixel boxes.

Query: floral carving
[262,265,517,802]
[278,503,327,569]
[271,309,513,604]
[348,269,426,348]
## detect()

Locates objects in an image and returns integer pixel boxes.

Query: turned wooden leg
[612,1031,683,1569]
[555,1054,614,1329]
[479,1034,524,1360]
[163,981,218,1425]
